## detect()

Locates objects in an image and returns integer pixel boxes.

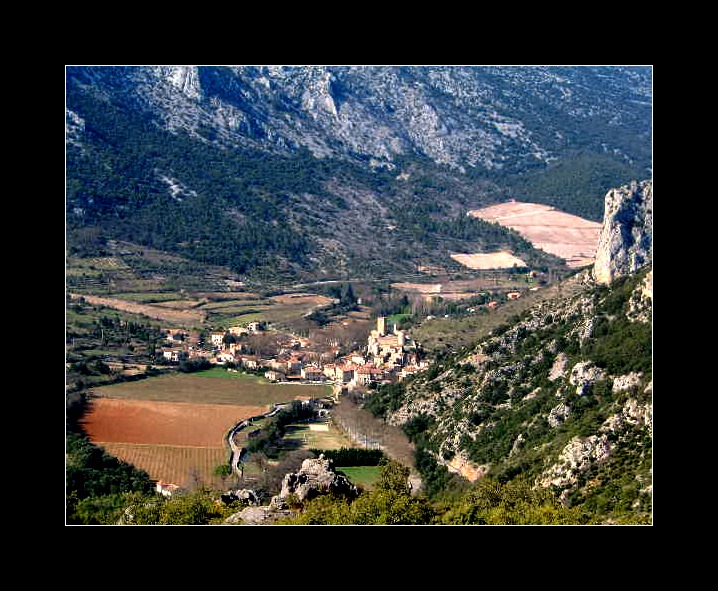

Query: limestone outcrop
[270,454,359,509]
[593,179,653,285]
[224,454,359,524]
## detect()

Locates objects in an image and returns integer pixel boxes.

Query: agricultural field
[336,466,381,490]
[66,240,337,332]
[81,370,333,488]
[468,201,601,268]
[98,443,230,489]
[450,251,528,270]
[282,422,356,451]
[391,272,533,303]
[88,371,330,405]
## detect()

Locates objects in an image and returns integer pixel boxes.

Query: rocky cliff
[225,454,359,524]
[593,179,653,285]
[371,178,653,520]
[67,65,652,174]
[66,66,653,280]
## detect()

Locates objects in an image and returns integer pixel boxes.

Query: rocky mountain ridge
[593,179,653,285]
[67,65,652,174]
[66,66,652,281]
[370,179,652,518]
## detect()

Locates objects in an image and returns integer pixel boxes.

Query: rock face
[66,66,652,174]
[270,454,359,509]
[225,454,359,524]
[593,179,653,285]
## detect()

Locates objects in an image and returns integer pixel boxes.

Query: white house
[156,481,181,497]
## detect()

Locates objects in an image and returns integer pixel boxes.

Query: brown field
[81,372,332,487]
[468,201,601,267]
[392,283,443,294]
[98,443,229,489]
[81,397,267,446]
[80,397,256,487]
[269,293,334,306]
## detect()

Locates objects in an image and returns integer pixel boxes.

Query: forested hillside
[66,66,651,283]
[364,265,652,522]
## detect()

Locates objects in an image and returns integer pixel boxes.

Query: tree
[349,461,434,524]
[376,461,412,495]
[436,477,591,525]
[214,464,233,486]
[124,488,232,525]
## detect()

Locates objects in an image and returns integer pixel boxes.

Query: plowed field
[468,201,601,268]
[98,443,229,489]
[450,251,528,270]
[80,371,331,488]
[81,398,266,447]
[80,397,265,488]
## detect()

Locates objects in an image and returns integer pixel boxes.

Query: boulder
[270,454,359,508]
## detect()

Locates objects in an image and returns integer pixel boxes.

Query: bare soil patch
[392,283,442,294]
[269,293,334,306]
[450,251,527,270]
[468,201,601,267]
[81,397,266,446]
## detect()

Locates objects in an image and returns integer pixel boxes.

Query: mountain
[66,65,652,283]
[364,179,652,522]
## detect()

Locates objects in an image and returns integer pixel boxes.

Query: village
[159,315,431,395]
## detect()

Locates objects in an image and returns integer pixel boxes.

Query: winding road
[227,403,288,476]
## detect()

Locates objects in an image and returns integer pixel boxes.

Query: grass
[283,421,355,450]
[195,367,269,381]
[336,466,382,489]
[90,371,332,405]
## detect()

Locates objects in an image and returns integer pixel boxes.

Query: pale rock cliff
[593,179,653,285]
[224,454,359,524]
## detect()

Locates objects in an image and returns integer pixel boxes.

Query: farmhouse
[156,480,181,497]
[210,332,225,347]
[216,351,237,364]
[264,369,285,382]
[163,348,183,362]
[238,355,260,369]
[301,365,325,381]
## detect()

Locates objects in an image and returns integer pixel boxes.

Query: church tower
[377,316,386,336]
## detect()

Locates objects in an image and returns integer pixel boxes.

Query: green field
[90,369,332,405]
[336,466,382,489]
[282,422,356,450]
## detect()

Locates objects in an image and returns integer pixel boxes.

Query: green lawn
[336,466,382,489]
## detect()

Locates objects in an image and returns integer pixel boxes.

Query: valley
[65,65,652,525]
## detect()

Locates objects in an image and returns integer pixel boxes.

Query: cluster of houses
[160,316,429,390]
